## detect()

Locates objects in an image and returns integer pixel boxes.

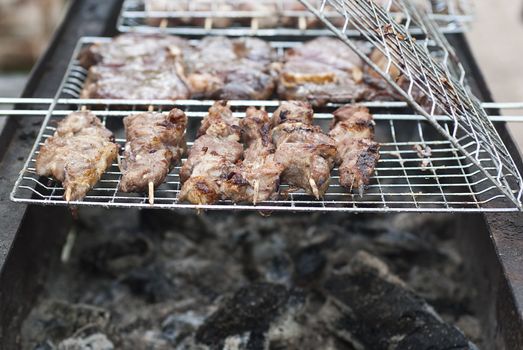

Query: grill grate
[116,0,473,37]
[9,100,520,212]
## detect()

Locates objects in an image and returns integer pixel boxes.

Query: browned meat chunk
[119,109,188,193]
[81,62,190,100]
[79,33,191,100]
[185,36,276,100]
[329,105,380,193]
[277,37,369,106]
[179,101,243,205]
[78,33,190,69]
[35,111,119,202]
[272,101,337,198]
[222,107,284,204]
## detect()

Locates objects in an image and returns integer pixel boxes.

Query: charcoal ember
[372,229,433,256]
[57,333,114,350]
[80,236,153,276]
[292,244,327,287]
[195,283,288,347]
[164,257,246,301]
[162,311,207,344]
[322,251,476,350]
[21,301,110,347]
[120,265,174,303]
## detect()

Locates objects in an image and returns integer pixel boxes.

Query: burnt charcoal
[120,266,174,303]
[80,236,153,276]
[57,333,114,350]
[22,301,110,347]
[373,229,432,256]
[140,210,209,241]
[292,244,327,287]
[323,251,475,350]
[195,283,288,346]
[246,331,267,350]
[161,311,206,344]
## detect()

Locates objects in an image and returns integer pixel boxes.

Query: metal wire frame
[116,0,473,37]
[295,0,522,210]
[9,100,520,212]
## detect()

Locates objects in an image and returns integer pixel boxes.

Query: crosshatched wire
[295,0,522,209]
[9,101,520,212]
[116,0,473,36]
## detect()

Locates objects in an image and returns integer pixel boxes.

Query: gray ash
[22,210,482,349]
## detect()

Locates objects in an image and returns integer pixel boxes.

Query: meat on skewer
[178,101,243,205]
[222,107,284,204]
[271,101,337,199]
[35,111,119,202]
[119,109,188,204]
[329,105,380,196]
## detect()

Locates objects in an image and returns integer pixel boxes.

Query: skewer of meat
[271,101,337,199]
[222,107,284,204]
[178,101,243,205]
[329,105,380,196]
[119,108,188,204]
[35,110,119,202]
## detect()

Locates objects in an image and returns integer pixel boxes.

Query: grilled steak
[277,37,369,106]
[35,111,119,202]
[272,101,337,198]
[119,109,188,193]
[329,105,380,194]
[179,101,243,205]
[185,36,277,100]
[222,107,284,204]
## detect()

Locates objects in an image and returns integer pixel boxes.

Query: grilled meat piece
[277,37,369,106]
[222,107,284,204]
[119,109,188,193]
[329,105,380,193]
[80,33,191,100]
[35,111,119,202]
[81,62,190,100]
[185,36,276,100]
[272,101,337,198]
[78,33,190,69]
[179,101,243,205]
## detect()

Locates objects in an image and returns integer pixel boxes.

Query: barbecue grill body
[0,0,523,349]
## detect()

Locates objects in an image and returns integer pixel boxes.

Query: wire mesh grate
[116,0,473,37]
[294,0,522,210]
[9,100,519,212]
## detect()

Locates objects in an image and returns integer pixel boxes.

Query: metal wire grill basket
[117,0,474,36]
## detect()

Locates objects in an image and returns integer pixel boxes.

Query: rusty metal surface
[0,0,123,346]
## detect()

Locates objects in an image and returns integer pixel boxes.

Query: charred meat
[272,101,337,198]
[329,105,380,194]
[179,101,243,205]
[119,109,188,193]
[185,36,277,100]
[35,111,119,202]
[222,107,284,204]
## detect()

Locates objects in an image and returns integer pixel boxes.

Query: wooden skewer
[250,18,259,32]
[159,18,168,29]
[148,105,154,112]
[80,105,87,112]
[148,181,154,205]
[298,16,307,31]
[253,179,260,206]
[65,187,72,203]
[309,178,320,199]
[204,17,213,31]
